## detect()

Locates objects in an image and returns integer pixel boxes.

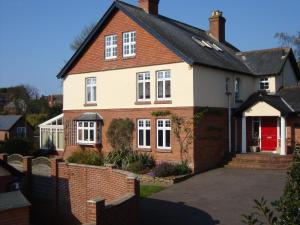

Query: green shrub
[174,162,192,176]
[67,149,103,166]
[153,162,176,177]
[126,161,144,173]
[106,119,134,150]
[0,139,33,155]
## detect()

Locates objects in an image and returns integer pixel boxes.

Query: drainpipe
[227,92,232,153]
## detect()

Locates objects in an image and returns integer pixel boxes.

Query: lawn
[140,185,165,198]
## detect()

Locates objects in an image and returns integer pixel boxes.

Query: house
[55,0,300,172]
[0,115,33,141]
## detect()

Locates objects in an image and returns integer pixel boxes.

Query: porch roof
[74,113,103,122]
[234,92,294,117]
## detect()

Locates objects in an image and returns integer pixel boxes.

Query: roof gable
[0,115,23,131]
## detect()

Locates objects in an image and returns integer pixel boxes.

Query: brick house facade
[52,0,300,172]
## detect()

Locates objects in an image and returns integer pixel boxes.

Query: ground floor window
[138,119,151,148]
[77,121,101,145]
[157,119,171,149]
[16,127,26,138]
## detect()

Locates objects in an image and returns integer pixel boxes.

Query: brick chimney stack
[138,0,160,15]
[209,10,226,43]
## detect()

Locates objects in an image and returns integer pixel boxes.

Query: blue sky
[0,0,299,95]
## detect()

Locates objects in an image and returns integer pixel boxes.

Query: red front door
[261,118,277,151]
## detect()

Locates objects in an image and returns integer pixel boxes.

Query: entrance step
[224,153,293,170]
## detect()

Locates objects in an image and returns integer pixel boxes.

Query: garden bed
[138,173,194,186]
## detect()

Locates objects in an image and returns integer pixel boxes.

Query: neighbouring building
[0,115,34,141]
[50,0,299,172]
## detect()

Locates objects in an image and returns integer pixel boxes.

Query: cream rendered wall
[193,65,255,108]
[244,101,281,117]
[63,62,194,110]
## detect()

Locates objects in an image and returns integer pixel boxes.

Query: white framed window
[105,35,117,59]
[259,78,269,90]
[157,119,171,149]
[234,78,240,102]
[86,77,96,103]
[77,121,101,145]
[225,77,230,93]
[123,31,136,57]
[138,119,151,148]
[137,72,150,101]
[156,70,171,100]
[17,127,26,138]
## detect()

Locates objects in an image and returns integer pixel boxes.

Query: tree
[70,23,95,51]
[275,31,300,62]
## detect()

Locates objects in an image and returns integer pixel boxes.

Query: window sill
[77,142,100,146]
[122,55,136,60]
[154,100,172,105]
[104,58,118,62]
[84,103,97,107]
[135,101,151,105]
[137,148,151,152]
[156,148,172,153]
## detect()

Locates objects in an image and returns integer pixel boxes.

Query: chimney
[138,0,160,15]
[209,10,226,43]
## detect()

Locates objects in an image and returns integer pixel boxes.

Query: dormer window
[123,31,136,57]
[105,35,117,59]
[259,78,269,90]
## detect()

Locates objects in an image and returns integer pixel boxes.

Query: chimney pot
[138,0,160,15]
[209,10,226,43]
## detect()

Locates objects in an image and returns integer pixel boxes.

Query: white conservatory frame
[39,113,64,151]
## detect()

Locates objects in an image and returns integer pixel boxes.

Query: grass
[140,185,165,198]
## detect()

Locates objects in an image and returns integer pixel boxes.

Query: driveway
[140,168,287,225]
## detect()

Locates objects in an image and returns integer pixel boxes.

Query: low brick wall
[0,207,30,225]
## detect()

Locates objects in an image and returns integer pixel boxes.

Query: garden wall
[0,154,139,225]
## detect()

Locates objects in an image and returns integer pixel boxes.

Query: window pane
[138,83,144,99]
[158,130,163,147]
[165,80,171,98]
[90,130,94,141]
[158,81,163,98]
[78,129,82,141]
[87,87,91,102]
[84,122,88,127]
[145,82,150,99]
[166,130,171,147]
[139,130,144,146]
[146,130,150,146]
[84,130,89,141]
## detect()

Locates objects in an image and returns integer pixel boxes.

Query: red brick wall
[67,10,182,75]
[0,207,30,225]
[287,116,300,150]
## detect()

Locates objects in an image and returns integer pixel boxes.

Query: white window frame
[85,77,97,104]
[137,72,150,101]
[156,70,171,100]
[77,121,101,145]
[123,31,136,57]
[157,119,171,150]
[16,127,26,138]
[105,35,117,59]
[137,119,151,148]
[225,77,230,93]
[234,78,240,102]
[259,78,269,90]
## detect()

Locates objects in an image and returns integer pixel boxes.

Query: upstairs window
[157,70,171,100]
[137,72,150,101]
[123,31,136,57]
[77,121,101,145]
[86,77,96,104]
[260,78,269,90]
[157,119,171,149]
[16,127,26,138]
[105,35,117,59]
[138,119,151,148]
[234,78,240,102]
[225,78,230,93]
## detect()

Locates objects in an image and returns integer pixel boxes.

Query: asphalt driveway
[140,168,287,225]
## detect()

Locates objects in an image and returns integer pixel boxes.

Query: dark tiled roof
[0,191,31,212]
[234,92,294,117]
[0,115,22,131]
[56,1,300,79]
[74,113,103,121]
[279,86,300,112]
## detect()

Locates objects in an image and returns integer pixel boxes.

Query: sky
[0,0,299,95]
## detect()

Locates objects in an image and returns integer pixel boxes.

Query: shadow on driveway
[140,198,219,225]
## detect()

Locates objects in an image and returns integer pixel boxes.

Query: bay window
[157,119,171,149]
[137,72,150,101]
[77,121,101,145]
[138,119,151,148]
[86,77,96,104]
[105,35,117,59]
[123,31,136,57]
[157,70,171,100]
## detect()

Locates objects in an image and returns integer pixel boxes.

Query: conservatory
[39,114,64,151]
